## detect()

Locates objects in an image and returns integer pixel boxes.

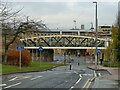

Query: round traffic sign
[38,46,43,52]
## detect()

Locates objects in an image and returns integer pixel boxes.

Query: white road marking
[0,84,6,87]
[98,73,101,76]
[30,76,42,80]
[83,77,96,89]
[9,77,18,81]
[69,86,74,90]
[75,74,82,85]
[82,79,90,88]
[94,71,97,77]
[16,76,31,80]
[74,71,78,74]
[82,74,93,76]
[75,78,82,85]
[69,74,82,90]
[79,74,82,78]
[4,82,21,89]
[71,86,74,88]
[65,81,68,83]
[86,81,92,88]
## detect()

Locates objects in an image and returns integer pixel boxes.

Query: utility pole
[93,2,98,70]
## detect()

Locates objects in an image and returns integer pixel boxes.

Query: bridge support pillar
[30,49,54,62]
[41,49,54,62]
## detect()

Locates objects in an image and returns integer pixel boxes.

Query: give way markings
[8,75,43,82]
[9,75,31,82]
[3,75,43,89]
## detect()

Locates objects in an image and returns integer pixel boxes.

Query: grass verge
[1,61,64,75]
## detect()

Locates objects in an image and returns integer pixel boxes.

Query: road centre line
[30,76,42,80]
[4,82,21,89]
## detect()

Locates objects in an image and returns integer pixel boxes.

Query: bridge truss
[20,35,107,48]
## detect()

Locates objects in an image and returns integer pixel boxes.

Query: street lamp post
[93,2,98,70]
[90,22,94,64]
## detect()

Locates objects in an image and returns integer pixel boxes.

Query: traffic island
[87,65,107,71]
[87,65,112,76]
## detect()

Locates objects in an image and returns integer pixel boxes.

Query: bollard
[70,63,72,70]
[78,62,79,66]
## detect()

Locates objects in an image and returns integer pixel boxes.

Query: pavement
[87,65,120,80]
[87,64,120,89]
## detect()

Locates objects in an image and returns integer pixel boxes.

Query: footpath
[87,65,120,89]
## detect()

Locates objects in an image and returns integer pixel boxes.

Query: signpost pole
[40,51,41,65]
[38,46,43,65]
[19,50,21,69]
[16,46,24,69]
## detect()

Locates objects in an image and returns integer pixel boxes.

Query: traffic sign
[38,46,43,52]
[97,49,101,53]
[16,46,24,50]
[16,46,24,69]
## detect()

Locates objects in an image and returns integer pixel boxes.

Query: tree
[1,1,49,63]
[0,1,23,63]
[109,8,120,62]
[117,7,120,61]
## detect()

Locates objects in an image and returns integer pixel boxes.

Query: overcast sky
[5,0,118,30]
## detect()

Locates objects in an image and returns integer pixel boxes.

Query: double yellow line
[82,77,96,90]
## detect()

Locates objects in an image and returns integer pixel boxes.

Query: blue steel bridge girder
[21,35,106,47]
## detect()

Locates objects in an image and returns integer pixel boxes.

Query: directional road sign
[97,49,101,53]
[16,46,24,50]
[38,46,43,52]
